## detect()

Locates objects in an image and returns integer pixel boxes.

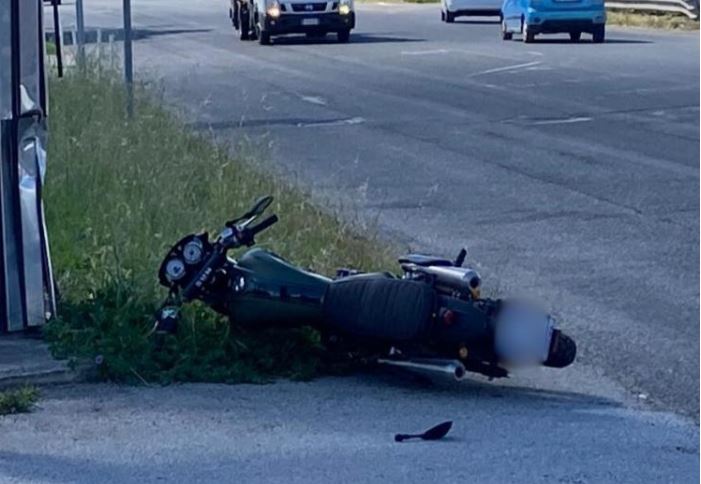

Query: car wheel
[446,10,455,22]
[239,10,250,40]
[441,10,446,21]
[592,24,605,43]
[569,30,581,42]
[501,20,512,40]
[337,29,351,43]
[259,30,271,45]
[522,20,534,43]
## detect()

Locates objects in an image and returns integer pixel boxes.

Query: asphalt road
[29,1,699,482]
[1,379,698,483]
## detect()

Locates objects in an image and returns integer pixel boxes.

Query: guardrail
[1,0,57,333]
[606,0,699,18]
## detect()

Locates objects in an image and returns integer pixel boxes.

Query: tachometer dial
[165,258,186,282]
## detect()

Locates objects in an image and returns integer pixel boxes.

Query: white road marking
[469,61,542,77]
[532,116,593,125]
[300,95,327,106]
[297,116,365,128]
[401,49,451,56]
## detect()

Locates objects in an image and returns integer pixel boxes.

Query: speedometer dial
[165,258,186,282]
[183,240,204,265]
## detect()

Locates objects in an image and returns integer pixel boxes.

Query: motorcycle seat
[398,254,453,267]
[323,276,436,342]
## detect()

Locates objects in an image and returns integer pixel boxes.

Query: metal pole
[75,0,85,67]
[51,0,63,77]
[122,0,133,117]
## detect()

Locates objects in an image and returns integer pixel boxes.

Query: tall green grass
[44,68,394,384]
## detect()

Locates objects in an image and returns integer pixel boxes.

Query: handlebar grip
[248,214,278,236]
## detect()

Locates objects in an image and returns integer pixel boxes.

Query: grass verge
[606,10,699,30]
[44,67,394,384]
[0,387,39,416]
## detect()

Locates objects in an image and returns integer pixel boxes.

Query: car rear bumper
[265,12,355,33]
[445,0,502,14]
[526,7,605,31]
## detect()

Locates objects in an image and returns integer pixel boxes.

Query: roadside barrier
[606,0,699,18]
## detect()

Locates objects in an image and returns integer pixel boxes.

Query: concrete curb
[0,336,79,389]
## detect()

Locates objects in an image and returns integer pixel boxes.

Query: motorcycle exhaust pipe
[377,358,466,381]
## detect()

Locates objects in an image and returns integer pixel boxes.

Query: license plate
[302,18,319,25]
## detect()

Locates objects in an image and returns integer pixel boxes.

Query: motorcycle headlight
[267,1,281,18]
[339,0,352,15]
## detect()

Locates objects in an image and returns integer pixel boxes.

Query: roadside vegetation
[44,66,394,384]
[0,386,39,416]
[606,10,699,29]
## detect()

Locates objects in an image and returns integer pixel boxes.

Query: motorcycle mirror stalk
[226,196,274,227]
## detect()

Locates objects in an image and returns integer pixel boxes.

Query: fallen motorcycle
[154,196,576,379]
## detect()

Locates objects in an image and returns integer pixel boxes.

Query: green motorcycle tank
[228,248,331,328]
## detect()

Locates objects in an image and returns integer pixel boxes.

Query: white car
[441,0,502,22]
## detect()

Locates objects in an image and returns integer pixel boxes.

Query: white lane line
[469,61,542,77]
[532,116,593,125]
[297,117,365,128]
[300,95,327,106]
[401,49,451,56]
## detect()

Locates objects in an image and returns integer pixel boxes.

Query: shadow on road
[189,116,363,130]
[454,19,501,24]
[526,37,652,44]
[270,33,426,45]
[356,368,621,410]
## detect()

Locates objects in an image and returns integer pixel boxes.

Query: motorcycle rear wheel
[543,330,576,368]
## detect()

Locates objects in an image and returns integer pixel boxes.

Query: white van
[230,0,355,44]
[441,0,502,22]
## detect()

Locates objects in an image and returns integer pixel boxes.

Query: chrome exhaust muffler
[377,358,466,381]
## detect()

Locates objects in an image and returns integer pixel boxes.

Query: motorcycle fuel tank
[228,248,331,328]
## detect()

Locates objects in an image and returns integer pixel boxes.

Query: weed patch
[44,68,393,384]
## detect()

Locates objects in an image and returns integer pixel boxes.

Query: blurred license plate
[302,18,319,25]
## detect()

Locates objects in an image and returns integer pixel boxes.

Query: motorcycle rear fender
[434,295,493,350]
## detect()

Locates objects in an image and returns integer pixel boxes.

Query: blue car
[501,0,606,43]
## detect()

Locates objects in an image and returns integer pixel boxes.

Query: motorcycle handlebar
[247,214,278,238]
[228,214,278,248]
